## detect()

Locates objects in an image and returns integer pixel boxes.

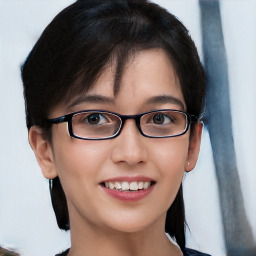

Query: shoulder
[181,247,212,256]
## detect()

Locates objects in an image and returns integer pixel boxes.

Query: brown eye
[87,113,101,124]
[153,114,166,124]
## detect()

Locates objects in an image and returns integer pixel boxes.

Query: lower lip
[101,184,155,202]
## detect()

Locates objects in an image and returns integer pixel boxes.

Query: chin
[102,213,164,234]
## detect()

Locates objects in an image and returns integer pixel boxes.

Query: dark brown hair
[21,0,205,248]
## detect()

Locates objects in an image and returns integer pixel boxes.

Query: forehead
[93,48,180,91]
[52,48,185,116]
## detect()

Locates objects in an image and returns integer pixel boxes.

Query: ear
[185,122,203,172]
[28,126,58,179]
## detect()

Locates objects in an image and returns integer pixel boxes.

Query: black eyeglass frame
[47,109,198,140]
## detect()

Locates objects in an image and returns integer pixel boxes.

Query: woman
[21,0,210,255]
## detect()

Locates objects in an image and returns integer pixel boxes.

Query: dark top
[56,247,211,256]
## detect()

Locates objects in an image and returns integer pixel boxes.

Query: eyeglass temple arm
[190,115,198,122]
[47,115,71,124]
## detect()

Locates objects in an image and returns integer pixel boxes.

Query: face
[30,48,202,235]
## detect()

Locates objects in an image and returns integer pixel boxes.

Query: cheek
[150,137,189,205]
[54,139,110,178]
[51,127,111,199]
[52,139,114,223]
[152,136,189,174]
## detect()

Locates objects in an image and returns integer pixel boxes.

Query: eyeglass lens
[141,111,187,137]
[72,112,121,139]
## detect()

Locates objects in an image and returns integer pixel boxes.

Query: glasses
[47,109,197,140]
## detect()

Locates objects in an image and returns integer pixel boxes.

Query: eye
[152,113,173,125]
[86,113,108,125]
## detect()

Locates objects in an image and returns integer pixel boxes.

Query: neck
[67,206,182,256]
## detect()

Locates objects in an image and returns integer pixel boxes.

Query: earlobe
[28,126,58,179]
[185,122,203,172]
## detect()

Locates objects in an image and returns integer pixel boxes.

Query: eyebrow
[67,95,115,109]
[67,94,185,111]
[145,95,185,110]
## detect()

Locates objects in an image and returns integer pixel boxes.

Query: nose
[111,119,148,166]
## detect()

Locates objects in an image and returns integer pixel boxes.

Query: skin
[29,48,202,256]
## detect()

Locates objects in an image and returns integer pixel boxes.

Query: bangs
[60,17,165,107]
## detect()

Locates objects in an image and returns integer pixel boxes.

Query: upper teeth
[104,181,151,191]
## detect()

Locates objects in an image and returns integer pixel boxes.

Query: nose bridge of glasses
[119,114,142,133]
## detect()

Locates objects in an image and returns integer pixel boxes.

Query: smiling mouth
[101,181,156,191]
